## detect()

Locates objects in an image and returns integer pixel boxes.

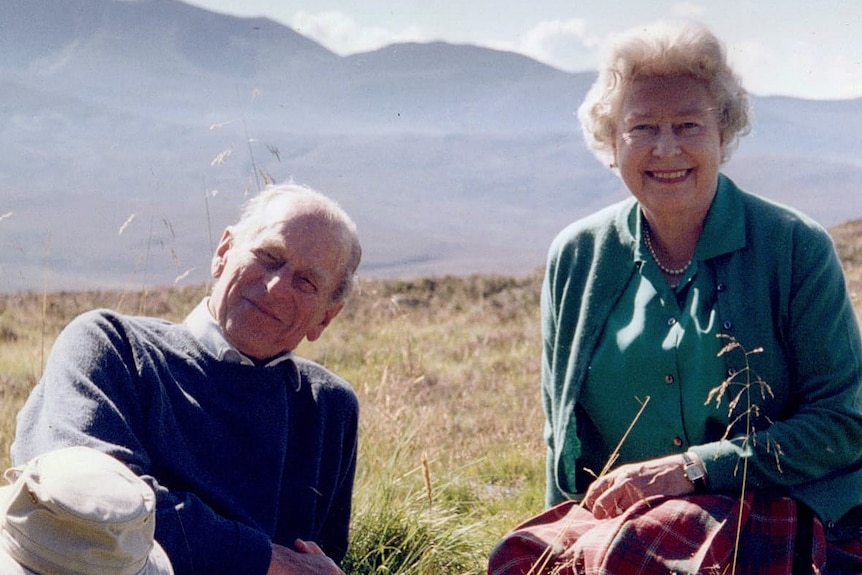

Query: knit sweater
[12,309,359,575]
[542,173,862,523]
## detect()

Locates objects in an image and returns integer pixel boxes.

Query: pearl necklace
[643,223,691,276]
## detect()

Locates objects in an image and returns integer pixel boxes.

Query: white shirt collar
[184,298,295,370]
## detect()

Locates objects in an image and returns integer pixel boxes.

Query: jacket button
[673,437,683,447]
[722,320,733,330]
[717,283,727,292]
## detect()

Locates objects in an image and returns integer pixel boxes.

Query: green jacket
[542,173,862,523]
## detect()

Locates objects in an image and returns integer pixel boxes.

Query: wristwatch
[682,451,708,493]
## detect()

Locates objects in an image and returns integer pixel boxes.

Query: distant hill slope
[0,0,860,293]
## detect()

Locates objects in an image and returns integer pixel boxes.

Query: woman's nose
[652,127,682,156]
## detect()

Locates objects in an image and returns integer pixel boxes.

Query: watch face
[682,453,707,493]
[685,464,706,482]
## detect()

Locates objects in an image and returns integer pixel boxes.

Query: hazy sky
[181,0,862,100]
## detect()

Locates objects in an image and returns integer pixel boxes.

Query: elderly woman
[488,21,862,575]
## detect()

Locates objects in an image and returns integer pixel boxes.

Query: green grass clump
[344,432,487,574]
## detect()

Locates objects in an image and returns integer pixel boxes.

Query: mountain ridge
[1,0,860,293]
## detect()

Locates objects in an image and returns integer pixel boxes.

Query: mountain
[1,0,860,292]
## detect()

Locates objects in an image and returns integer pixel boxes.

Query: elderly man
[12,184,362,575]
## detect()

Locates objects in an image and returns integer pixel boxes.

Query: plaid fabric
[827,539,862,575]
[488,492,847,575]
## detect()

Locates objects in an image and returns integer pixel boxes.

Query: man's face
[208,198,348,360]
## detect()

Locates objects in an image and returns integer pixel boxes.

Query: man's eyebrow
[255,238,289,253]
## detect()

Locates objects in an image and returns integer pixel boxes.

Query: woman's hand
[582,453,697,519]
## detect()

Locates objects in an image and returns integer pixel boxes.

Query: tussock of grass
[344,429,490,574]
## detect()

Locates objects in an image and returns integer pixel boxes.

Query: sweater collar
[625,173,747,262]
[184,299,296,371]
[695,173,747,261]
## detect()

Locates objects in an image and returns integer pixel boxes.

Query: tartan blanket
[488,493,839,575]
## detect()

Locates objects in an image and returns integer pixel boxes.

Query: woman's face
[613,75,724,222]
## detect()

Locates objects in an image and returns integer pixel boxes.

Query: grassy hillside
[831,218,862,324]
[1,219,860,574]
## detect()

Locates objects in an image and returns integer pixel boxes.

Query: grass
[301,274,548,573]
[831,218,862,326]
[0,273,546,574]
[0,219,860,574]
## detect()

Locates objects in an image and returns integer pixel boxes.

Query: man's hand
[582,453,697,519]
[266,540,345,575]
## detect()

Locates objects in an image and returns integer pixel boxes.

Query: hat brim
[2,483,173,575]
[144,540,175,575]
[0,544,36,575]
[0,483,13,512]
[0,484,33,575]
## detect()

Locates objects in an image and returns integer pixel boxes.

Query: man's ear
[305,301,345,343]
[211,228,234,279]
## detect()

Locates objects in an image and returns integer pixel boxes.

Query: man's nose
[265,268,294,298]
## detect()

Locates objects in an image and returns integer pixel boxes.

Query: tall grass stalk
[242,117,263,193]
[40,233,51,374]
[707,334,774,575]
[140,216,155,315]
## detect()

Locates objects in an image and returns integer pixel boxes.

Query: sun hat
[0,446,174,575]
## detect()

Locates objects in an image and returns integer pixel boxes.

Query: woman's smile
[646,169,691,183]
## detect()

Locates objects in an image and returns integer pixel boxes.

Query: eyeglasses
[619,109,719,146]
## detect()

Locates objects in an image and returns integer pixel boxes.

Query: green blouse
[579,247,727,476]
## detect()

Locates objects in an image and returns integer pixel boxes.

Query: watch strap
[682,451,708,493]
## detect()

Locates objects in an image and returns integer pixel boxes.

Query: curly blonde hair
[578,21,751,167]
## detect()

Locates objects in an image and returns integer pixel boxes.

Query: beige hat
[0,446,174,575]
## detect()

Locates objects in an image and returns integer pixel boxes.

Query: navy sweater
[12,309,359,575]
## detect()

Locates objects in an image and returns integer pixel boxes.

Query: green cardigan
[542,173,862,523]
